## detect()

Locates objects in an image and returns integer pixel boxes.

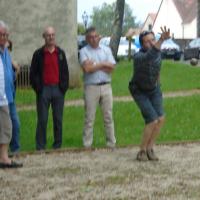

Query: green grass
[161,60,200,91]
[15,60,200,105]
[19,95,200,152]
[15,59,200,151]
[112,60,200,96]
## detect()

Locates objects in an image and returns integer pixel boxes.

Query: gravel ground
[1,143,200,200]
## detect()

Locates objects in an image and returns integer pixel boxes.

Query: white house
[153,0,197,39]
[141,13,157,31]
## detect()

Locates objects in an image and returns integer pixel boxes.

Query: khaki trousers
[83,84,116,147]
[0,106,12,144]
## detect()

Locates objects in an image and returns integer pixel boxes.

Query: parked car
[99,36,139,58]
[77,35,87,58]
[117,37,139,57]
[77,35,87,50]
[161,38,182,60]
[183,38,200,60]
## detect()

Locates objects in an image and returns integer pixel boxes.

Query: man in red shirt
[30,26,69,150]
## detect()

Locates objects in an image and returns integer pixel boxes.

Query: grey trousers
[36,85,64,150]
[83,84,116,147]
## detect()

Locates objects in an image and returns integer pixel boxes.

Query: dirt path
[17,89,200,111]
[1,143,200,199]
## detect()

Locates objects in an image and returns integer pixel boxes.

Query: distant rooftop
[173,0,197,24]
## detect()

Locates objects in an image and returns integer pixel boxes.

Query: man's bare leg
[147,116,165,149]
[0,144,11,164]
[146,116,165,160]
[137,120,157,161]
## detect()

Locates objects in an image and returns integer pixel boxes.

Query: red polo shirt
[43,47,59,85]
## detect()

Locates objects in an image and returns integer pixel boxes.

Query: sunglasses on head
[139,31,154,45]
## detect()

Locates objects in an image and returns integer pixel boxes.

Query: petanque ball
[190,58,198,66]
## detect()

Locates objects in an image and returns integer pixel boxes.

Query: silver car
[183,38,200,60]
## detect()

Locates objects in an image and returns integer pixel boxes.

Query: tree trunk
[197,0,200,37]
[109,0,125,60]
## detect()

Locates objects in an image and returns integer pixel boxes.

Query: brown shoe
[136,150,148,161]
[147,149,159,161]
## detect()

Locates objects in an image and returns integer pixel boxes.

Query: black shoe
[0,161,23,169]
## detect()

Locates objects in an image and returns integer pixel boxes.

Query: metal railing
[16,66,31,88]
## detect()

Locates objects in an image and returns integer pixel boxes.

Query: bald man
[30,26,69,150]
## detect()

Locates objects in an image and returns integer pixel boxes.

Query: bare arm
[101,62,115,73]
[82,60,114,73]
[12,61,20,76]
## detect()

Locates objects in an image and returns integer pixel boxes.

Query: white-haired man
[0,20,22,168]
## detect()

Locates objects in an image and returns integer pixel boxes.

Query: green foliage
[123,4,139,35]
[19,95,200,151]
[90,2,139,36]
[78,23,85,35]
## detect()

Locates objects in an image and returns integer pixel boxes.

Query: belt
[95,82,110,85]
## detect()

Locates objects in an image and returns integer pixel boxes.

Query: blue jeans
[36,85,65,150]
[9,102,20,152]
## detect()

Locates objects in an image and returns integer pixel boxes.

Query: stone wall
[0,0,80,87]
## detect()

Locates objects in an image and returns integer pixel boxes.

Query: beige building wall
[0,0,80,87]
[142,16,154,32]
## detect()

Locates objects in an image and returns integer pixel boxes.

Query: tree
[110,0,125,59]
[91,2,139,36]
[123,4,138,35]
[77,23,85,35]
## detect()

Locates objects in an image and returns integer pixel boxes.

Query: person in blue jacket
[5,39,21,155]
[0,20,22,168]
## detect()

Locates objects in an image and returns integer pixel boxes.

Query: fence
[16,66,31,88]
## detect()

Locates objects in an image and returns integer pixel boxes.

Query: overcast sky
[78,0,162,24]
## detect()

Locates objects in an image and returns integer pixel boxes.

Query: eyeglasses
[0,33,8,38]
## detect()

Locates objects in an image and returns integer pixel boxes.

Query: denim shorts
[129,85,164,124]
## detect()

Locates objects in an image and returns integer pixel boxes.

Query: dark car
[78,35,87,58]
[161,39,182,60]
[183,38,200,60]
[78,35,87,50]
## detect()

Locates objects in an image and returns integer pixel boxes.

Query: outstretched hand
[160,26,171,41]
[154,26,171,50]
